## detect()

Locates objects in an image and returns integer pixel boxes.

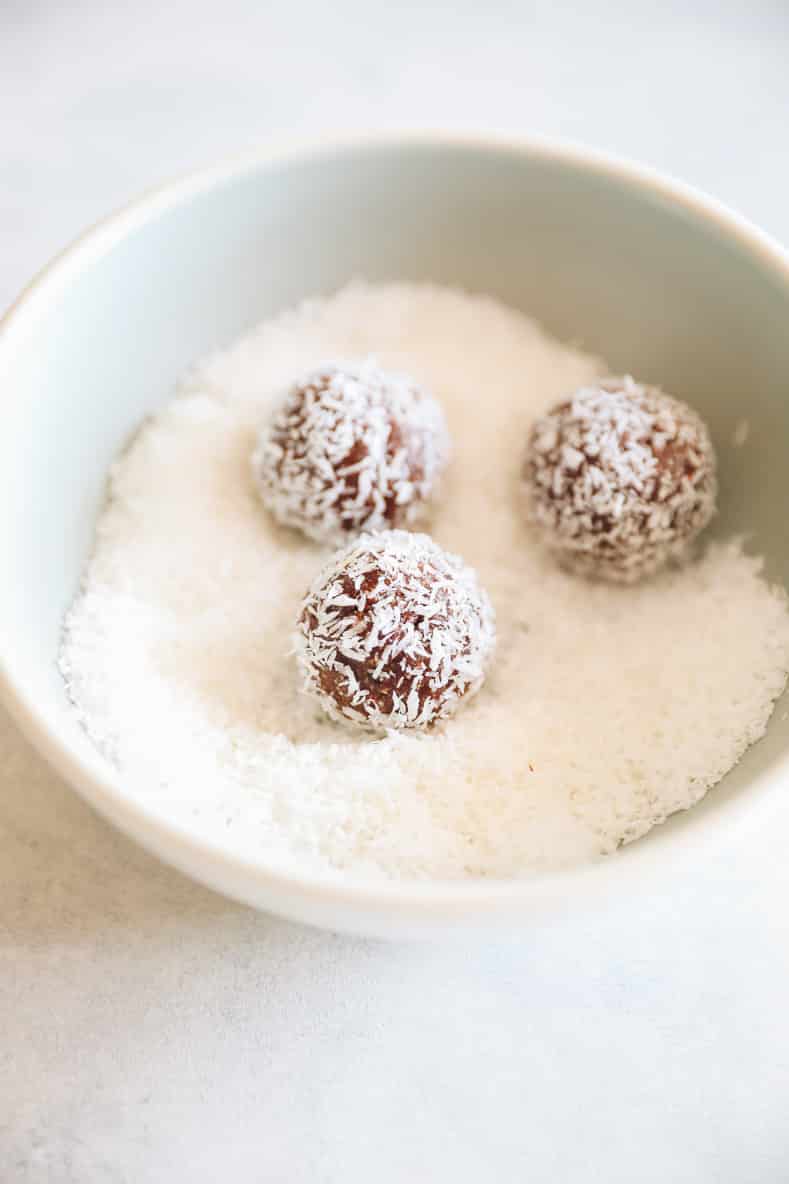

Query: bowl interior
[2,137,789,923]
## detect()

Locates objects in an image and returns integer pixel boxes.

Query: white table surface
[3,2,789,1180]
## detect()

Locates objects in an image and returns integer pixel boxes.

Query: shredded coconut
[58,282,789,881]
[296,530,495,731]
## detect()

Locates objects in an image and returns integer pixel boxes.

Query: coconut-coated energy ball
[524,376,717,582]
[295,530,496,732]
[252,361,450,546]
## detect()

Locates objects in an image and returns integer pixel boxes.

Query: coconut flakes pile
[58,282,789,881]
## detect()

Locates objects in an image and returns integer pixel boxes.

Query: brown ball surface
[524,376,717,582]
[295,530,496,732]
[252,361,450,546]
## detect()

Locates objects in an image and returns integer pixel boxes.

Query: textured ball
[295,530,496,732]
[252,360,450,545]
[524,376,717,582]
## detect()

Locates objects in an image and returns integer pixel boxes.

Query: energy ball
[524,376,717,582]
[295,530,496,732]
[253,360,450,546]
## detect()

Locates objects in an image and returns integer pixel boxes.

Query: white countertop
[3,2,789,1179]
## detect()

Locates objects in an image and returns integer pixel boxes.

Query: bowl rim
[2,128,789,924]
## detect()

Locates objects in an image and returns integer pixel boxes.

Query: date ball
[295,530,496,732]
[524,376,717,582]
[253,361,450,546]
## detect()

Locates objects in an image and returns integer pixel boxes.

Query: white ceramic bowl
[2,133,789,939]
